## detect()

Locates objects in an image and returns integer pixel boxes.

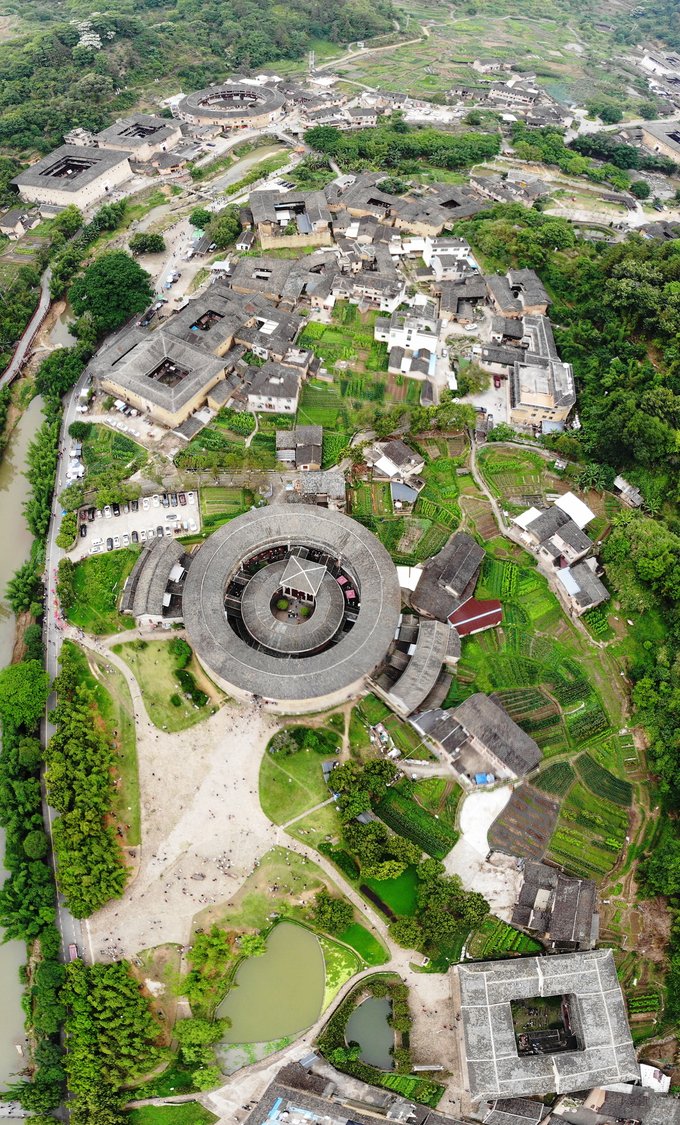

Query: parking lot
[68,491,201,562]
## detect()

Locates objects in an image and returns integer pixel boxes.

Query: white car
[148,528,155,539]
[122,533,130,547]
[152,494,160,507]
[92,537,103,547]
[90,544,103,555]
[187,491,195,505]
[104,505,112,518]
[142,496,150,511]
[113,535,120,548]
[188,518,197,531]
[140,529,147,542]
[166,513,178,521]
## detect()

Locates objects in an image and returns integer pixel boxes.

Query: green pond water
[346,996,394,1070]
[217,922,325,1043]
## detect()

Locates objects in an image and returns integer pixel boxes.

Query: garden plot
[547,781,629,879]
[487,785,560,860]
[466,916,542,960]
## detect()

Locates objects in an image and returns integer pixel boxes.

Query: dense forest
[613,0,680,52]
[0,0,395,155]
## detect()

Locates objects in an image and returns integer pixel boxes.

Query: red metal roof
[448,596,502,636]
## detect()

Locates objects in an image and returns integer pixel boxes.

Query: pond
[216,922,325,1043]
[346,996,394,1070]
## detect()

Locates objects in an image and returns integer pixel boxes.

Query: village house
[275,425,323,470]
[249,189,333,249]
[413,692,541,780]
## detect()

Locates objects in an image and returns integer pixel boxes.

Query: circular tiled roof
[240,560,346,655]
[183,507,402,705]
[177,81,284,122]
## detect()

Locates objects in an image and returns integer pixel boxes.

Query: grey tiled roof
[456,950,638,1100]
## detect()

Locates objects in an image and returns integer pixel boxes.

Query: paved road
[0,268,52,389]
[42,366,93,963]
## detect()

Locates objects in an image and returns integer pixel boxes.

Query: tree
[23,623,44,663]
[389,917,423,948]
[239,933,267,957]
[6,561,40,615]
[190,207,212,230]
[330,1045,361,1064]
[68,421,90,441]
[69,251,153,335]
[208,206,241,249]
[630,180,651,199]
[0,660,49,732]
[34,347,85,400]
[129,232,166,255]
[59,482,85,512]
[175,1016,228,1066]
[51,205,83,238]
[191,1065,222,1091]
[455,361,490,397]
[24,828,48,859]
[312,889,353,935]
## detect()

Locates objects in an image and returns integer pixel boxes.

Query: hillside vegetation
[0,0,394,155]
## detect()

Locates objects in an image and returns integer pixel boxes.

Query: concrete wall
[258,229,332,250]
[194,652,370,713]
[16,158,132,209]
[99,368,224,428]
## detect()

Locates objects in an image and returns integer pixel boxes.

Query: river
[0,394,44,1091]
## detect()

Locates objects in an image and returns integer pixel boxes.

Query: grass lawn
[318,933,361,1009]
[363,865,419,917]
[287,802,341,848]
[128,1105,217,1125]
[338,922,388,966]
[260,737,338,825]
[131,1059,199,1100]
[113,639,221,731]
[65,641,140,846]
[65,549,139,635]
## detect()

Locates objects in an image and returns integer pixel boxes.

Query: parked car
[187,491,195,505]
[157,525,164,538]
[178,492,186,506]
[188,518,197,531]
[122,533,130,547]
[147,528,155,539]
[112,502,120,517]
[131,499,139,513]
[90,544,103,555]
[142,497,150,511]
[166,512,179,521]
[68,943,79,962]
[152,494,160,507]
[140,529,147,542]
[87,507,95,522]
[162,493,170,507]
[493,375,502,389]
[79,523,87,538]
[170,492,178,506]
[131,530,139,544]
[92,537,103,547]
[106,538,114,551]
[104,505,112,519]
[123,503,129,514]
[113,535,120,548]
